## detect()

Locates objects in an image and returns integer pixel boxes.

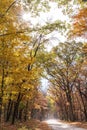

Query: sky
[22,2,69,25]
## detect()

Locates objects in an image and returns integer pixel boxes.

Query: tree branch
[0,0,17,18]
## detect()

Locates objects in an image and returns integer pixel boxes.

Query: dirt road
[45,119,87,130]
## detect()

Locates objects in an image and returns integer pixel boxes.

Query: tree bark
[6,99,13,122]
[11,92,23,124]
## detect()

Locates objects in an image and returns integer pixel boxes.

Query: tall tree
[44,41,83,121]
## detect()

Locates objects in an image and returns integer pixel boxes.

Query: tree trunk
[79,90,87,121]
[66,92,74,121]
[0,97,2,122]
[19,109,23,121]
[77,82,87,121]
[24,101,28,121]
[0,65,5,122]
[11,92,23,124]
[6,99,13,122]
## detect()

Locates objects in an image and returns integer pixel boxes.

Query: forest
[0,0,87,130]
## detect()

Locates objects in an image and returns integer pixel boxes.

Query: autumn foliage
[71,7,87,38]
[0,0,48,125]
[0,0,87,129]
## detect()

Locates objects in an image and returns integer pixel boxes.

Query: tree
[44,41,83,121]
[71,7,87,38]
[69,3,87,121]
[0,0,44,124]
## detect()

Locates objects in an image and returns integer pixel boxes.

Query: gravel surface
[45,119,87,130]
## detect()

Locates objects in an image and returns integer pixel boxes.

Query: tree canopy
[0,0,87,127]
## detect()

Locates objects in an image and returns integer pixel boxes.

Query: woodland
[0,0,87,130]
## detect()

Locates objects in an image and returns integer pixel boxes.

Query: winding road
[45,119,87,130]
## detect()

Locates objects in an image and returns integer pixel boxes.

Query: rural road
[45,119,87,130]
